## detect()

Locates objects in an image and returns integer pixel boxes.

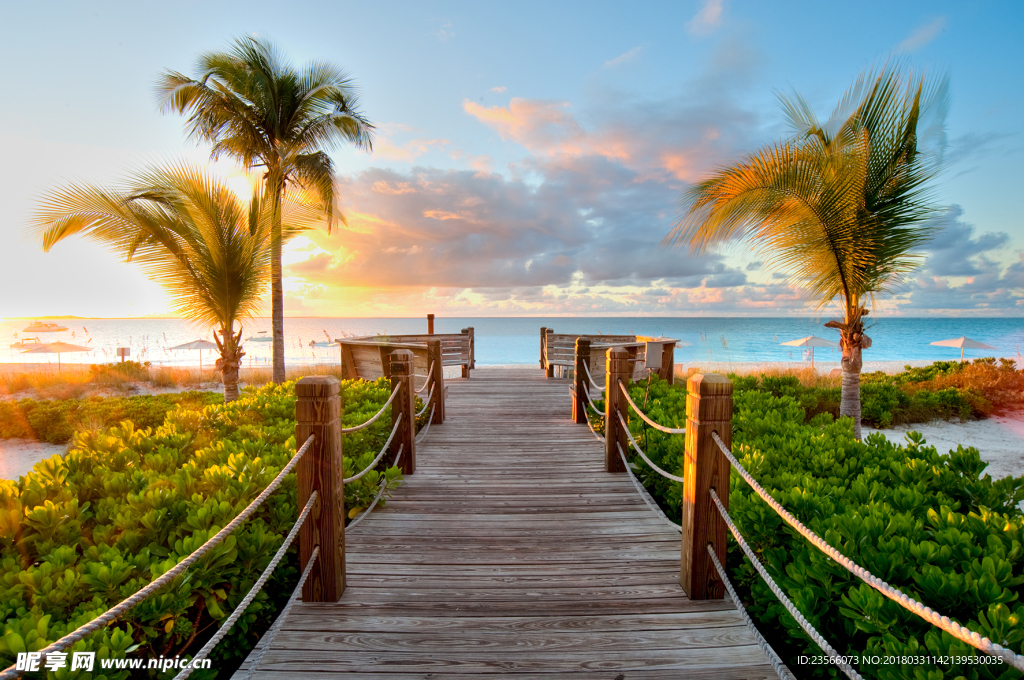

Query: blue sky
[1,0,1021,317]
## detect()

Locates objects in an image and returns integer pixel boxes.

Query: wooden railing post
[390,350,416,474]
[540,327,548,369]
[295,376,345,602]
[680,373,733,600]
[662,342,675,385]
[604,348,631,473]
[573,338,591,424]
[467,327,475,369]
[427,313,435,334]
[460,328,471,378]
[427,338,445,424]
[545,328,555,378]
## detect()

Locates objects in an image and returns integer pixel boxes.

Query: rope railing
[617,380,686,434]
[415,405,436,444]
[615,411,685,483]
[616,442,681,533]
[585,411,605,442]
[340,384,401,434]
[416,383,435,417]
[711,432,1024,672]
[0,435,317,680]
[415,362,435,393]
[709,488,861,680]
[343,413,403,484]
[582,360,604,393]
[239,545,319,680]
[706,543,796,680]
[347,444,404,531]
[173,490,320,680]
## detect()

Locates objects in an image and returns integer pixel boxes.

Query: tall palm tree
[29,165,305,401]
[668,65,947,438]
[156,37,374,384]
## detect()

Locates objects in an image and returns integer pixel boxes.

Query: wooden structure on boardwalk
[540,327,678,384]
[237,366,778,678]
[340,327,475,379]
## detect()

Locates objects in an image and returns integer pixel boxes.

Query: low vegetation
[595,366,1024,679]
[0,378,405,678]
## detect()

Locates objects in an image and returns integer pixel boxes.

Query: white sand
[866,415,1024,480]
[0,439,68,480]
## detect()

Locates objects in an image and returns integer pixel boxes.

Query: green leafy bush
[598,374,1024,678]
[0,392,224,443]
[0,378,403,678]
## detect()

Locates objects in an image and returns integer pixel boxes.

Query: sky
[0,0,1021,318]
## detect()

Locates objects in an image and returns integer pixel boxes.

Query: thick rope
[712,432,1024,671]
[0,436,316,679]
[582,360,604,393]
[617,380,686,434]
[347,444,403,531]
[415,362,435,393]
[343,413,402,484]
[239,546,319,680]
[585,412,605,442]
[706,543,797,680]
[416,384,435,417]
[173,491,319,680]
[340,384,401,433]
[616,411,686,483]
[616,442,682,533]
[709,488,862,680]
[415,405,436,444]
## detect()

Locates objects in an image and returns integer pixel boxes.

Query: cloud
[604,46,643,68]
[687,0,724,35]
[897,16,946,52]
[921,205,1010,277]
[489,86,506,93]
[434,20,455,42]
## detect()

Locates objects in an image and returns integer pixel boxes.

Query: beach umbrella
[779,335,838,367]
[21,342,92,370]
[168,339,218,370]
[929,336,997,361]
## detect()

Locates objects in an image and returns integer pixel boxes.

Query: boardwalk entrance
[237,367,777,678]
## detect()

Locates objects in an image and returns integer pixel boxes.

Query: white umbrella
[21,342,92,370]
[779,335,838,368]
[929,336,998,362]
[168,339,218,370]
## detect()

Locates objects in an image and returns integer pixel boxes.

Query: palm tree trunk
[839,336,863,440]
[216,327,244,403]
[270,177,286,385]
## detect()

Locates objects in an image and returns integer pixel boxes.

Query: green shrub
[614,373,1024,678]
[0,378,403,678]
[0,392,224,444]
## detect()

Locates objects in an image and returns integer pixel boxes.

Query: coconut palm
[668,65,947,438]
[156,36,374,384]
[29,164,306,401]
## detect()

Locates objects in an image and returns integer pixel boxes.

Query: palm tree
[29,164,305,401]
[668,65,947,438]
[156,36,374,384]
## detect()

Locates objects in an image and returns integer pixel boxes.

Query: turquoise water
[1,317,1021,367]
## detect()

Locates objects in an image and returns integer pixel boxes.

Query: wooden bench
[348,328,475,377]
[540,328,679,384]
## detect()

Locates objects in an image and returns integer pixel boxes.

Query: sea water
[1,317,1021,368]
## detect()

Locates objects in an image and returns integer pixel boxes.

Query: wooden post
[604,348,631,473]
[390,350,416,474]
[460,329,470,378]
[680,373,733,600]
[427,338,445,424]
[544,329,555,378]
[295,377,345,602]
[573,338,591,424]
[427,313,435,334]
[540,327,548,368]
[662,342,675,385]
[467,327,475,369]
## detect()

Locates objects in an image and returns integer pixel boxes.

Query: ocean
[2,317,1022,369]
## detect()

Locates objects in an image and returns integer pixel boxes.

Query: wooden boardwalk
[238,367,777,679]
